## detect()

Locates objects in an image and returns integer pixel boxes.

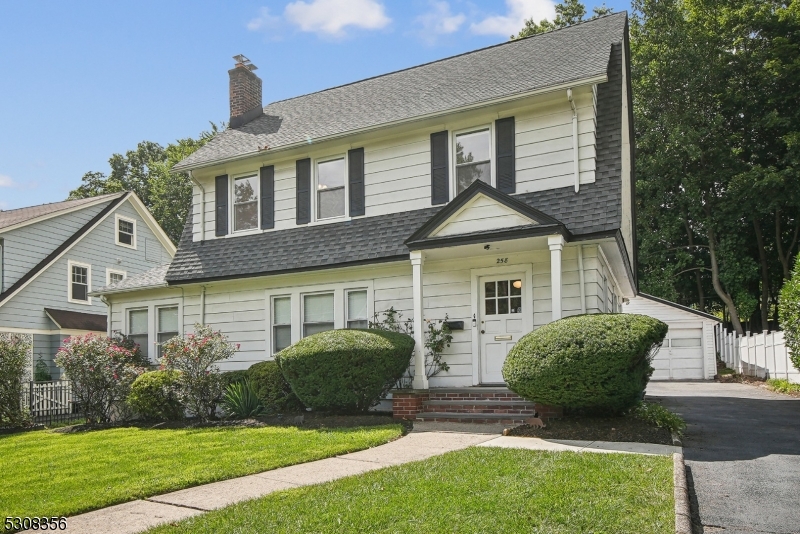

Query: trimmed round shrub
[221,370,250,389]
[276,329,414,413]
[127,370,184,421]
[779,257,800,370]
[248,361,305,413]
[502,314,668,414]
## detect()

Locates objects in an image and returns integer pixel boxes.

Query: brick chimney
[229,55,264,128]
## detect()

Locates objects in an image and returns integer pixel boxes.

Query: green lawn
[0,424,402,518]
[148,447,674,534]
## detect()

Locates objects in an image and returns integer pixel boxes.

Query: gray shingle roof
[92,264,170,295]
[174,13,627,171]
[0,193,123,231]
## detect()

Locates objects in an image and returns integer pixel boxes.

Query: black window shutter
[214,174,228,236]
[430,131,449,205]
[260,165,274,230]
[348,147,365,217]
[296,158,311,224]
[495,117,515,194]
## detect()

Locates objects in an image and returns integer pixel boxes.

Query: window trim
[270,295,292,355]
[67,260,92,305]
[313,153,349,222]
[106,268,127,286]
[230,171,261,234]
[345,288,369,329]
[122,300,183,364]
[115,214,137,249]
[451,123,495,197]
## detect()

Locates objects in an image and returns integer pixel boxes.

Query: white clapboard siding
[431,195,535,237]
[624,295,718,380]
[190,85,601,242]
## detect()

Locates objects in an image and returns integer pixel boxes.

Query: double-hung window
[346,290,368,329]
[316,157,346,219]
[233,174,259,231]
[303,292,334,337]
[68,261,91,303]
[157,306,179,359]
[128,309,149,360]
[272,296,292,354]
[116,216,136,248]
[455,128,492,194]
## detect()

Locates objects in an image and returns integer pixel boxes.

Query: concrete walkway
[62,431,496,534]
[60,424,679,534]
[648,381,800,534]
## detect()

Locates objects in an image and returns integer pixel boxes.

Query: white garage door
[651,328,704,380]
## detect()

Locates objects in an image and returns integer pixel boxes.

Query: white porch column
[410,250,428,390]
[548,235,565,321]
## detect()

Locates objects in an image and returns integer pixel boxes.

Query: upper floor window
[107,268,126,286]
[115,216,136,248]
[68,260,91,304]
[455,128,492,195]
[317,157,346,219]
[233,174,259,232]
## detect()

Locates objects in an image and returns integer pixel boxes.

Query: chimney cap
[232,54,258,71]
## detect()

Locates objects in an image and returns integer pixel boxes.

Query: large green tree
[512,0,613,39]
[69,124,220,244]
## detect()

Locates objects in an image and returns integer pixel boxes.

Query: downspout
[188,170,205,240]
[567,88,580,193]
[577,245,586,314]
[200,285,206,325]
[101,296,112,337]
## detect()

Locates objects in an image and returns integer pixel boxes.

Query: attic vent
[229,54,264,128]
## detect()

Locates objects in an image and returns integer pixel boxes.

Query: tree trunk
[775,210,800,281]
[753,219,770,331]
[707,227,745,335]
[684,219,705,310]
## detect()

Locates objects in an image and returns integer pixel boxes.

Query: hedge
[127,370,184,421]
[248,361,304,413]
[502,314,668,414]
[276,329,414,413]
[779,256,800,370]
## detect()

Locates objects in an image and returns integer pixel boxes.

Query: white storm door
[480,275,526,383]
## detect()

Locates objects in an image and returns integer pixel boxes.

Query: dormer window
[455,128,492,195]
[233,174,259,231]
[317,157,346,219]
[115,216,137,248]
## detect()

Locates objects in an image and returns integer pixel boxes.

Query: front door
[479,274,525,383]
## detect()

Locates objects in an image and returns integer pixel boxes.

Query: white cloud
[416,1,466,39]
[0,174,16,188]
[284,0,391,37]
[471,0,555,37]
[247,7,281,31]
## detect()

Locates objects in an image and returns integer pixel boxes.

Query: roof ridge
[262,11,627,109]
[0,191,123,214]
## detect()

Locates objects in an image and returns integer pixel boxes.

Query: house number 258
[496,258,508,264]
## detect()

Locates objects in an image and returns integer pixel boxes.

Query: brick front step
[415,412,534,424]
[422,400,537,415]
[428,387,527,402]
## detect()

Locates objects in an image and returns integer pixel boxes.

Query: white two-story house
[0,192,175,379]
[96,14,639,400]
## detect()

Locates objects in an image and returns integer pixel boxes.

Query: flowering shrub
[54,334,146,423]
[160,324,237,421]
[0,334,33,428]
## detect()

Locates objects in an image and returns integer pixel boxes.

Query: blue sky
[0,0,630,210]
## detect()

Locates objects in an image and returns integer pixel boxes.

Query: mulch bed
[51,412,407,434]
[506,415,674,445]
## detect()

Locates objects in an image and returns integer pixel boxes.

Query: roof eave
[90,283,169,297]
[173,74,608,173]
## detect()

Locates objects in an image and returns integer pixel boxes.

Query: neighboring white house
[624,293,720,380]
[0,192,175,378]
[96,13,638,389]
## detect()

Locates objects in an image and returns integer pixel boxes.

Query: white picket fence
[716,326,800,384]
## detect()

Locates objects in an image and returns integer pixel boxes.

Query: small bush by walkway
[146,447,674,534]
[0,423,402,518]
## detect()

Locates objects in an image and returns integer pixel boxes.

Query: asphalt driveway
[647,382,800,534]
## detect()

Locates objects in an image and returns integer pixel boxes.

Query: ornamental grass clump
[55,334,146,424]
[160,324,236,422]
[277,329,414,413]
[0,334,33,428]
[502,314,668,414]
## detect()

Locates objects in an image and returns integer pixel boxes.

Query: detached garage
[624,293,719,380]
